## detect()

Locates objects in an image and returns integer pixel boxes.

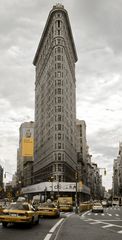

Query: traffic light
[75,171,78,180]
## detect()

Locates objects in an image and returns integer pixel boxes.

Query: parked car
[107,200,112,207]
[92,202,104,213]
[0,202,39,227]
[102,200,107,207]
[37,202,60,218]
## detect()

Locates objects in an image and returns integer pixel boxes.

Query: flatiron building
[33,4,78,183]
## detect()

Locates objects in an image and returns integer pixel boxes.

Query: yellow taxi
[0,204,3,214]
[37,202,60,218]
[0,202,39,227]
[59,204,73,212]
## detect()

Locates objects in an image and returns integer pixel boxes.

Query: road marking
[94,213,98,215]
[90,221,102,225]
[101,214,104,216]
[83,219,93,222]
[107,213,112,216]
[82,210,91,217]
[102,224,113,228]
[43,234,52,240]
[53,218,65,240]
[115,214,119,216]
[43,218,65,240]
[118,230,122,234]
[87,213,91,215]
[64,212,74,217]
[49,218,64,233]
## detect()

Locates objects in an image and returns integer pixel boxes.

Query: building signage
[22,182,90,195]
[21,127,34,157]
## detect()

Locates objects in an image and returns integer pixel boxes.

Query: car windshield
[94,203,102,206]
[39,203,56,208]
[7,203,30,210]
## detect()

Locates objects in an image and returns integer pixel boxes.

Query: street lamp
[49,176,54,200]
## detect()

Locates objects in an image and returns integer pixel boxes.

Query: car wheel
[36,216,39,224]
[2,222,8,228]
[28,217,34,227]
[56,213,60,218]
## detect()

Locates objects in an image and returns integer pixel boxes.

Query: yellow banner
[21,137,34,157]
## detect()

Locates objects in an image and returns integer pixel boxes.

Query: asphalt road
[0,207,122,240]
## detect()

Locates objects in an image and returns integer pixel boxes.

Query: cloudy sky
[0,0,122,190]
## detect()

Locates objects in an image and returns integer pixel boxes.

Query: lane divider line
[43,218,64,240]
[43,233,52,240]
[53,218,66,240]
[49,218,64,233]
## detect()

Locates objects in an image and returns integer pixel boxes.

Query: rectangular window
[57,63,61,69]
[57,39,61,45]
[58,97,61,103]
[58,133,61,140]
[57,47,61,53]
[58,30,60,35]
[58,88,61,94]
[58,124,61,130]
[58,153,61,160]
[57,55,61,61]
[58,115,61,121]
[57,72,61,77]
[58,80,61,86]
[58,20,60,28]
[58,106,61,112]
[58,143,61,149]
[58,164,62,171]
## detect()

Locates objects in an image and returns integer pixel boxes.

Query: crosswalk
[85,212,120,217]
[81,207,122,235]
[61,212,74,218]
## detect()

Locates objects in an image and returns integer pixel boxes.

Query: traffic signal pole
[75,167,78,214]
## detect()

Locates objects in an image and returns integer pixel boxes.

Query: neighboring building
[118,142,122,196]
[17,121,34,187]
[76,120,88,185]
[113,142,122,197]
[11,173,17,188]
[92,163,102,200]
[0,165,3,189]
[113,158,119,196]
[33,4,78,183]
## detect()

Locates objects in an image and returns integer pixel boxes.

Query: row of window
[55,96,63,103]
[55,152,64,161]
[55,106,64,112]
[55,124,64,131]
[54,163,64,172]
[55,46,63,54]
[55,63,63,70]
[55,55,63,61]
[55,71,63,78]
[55,143,64,149]
[55,133,64,140]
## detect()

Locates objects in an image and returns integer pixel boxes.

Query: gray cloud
[0,0,122,189]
